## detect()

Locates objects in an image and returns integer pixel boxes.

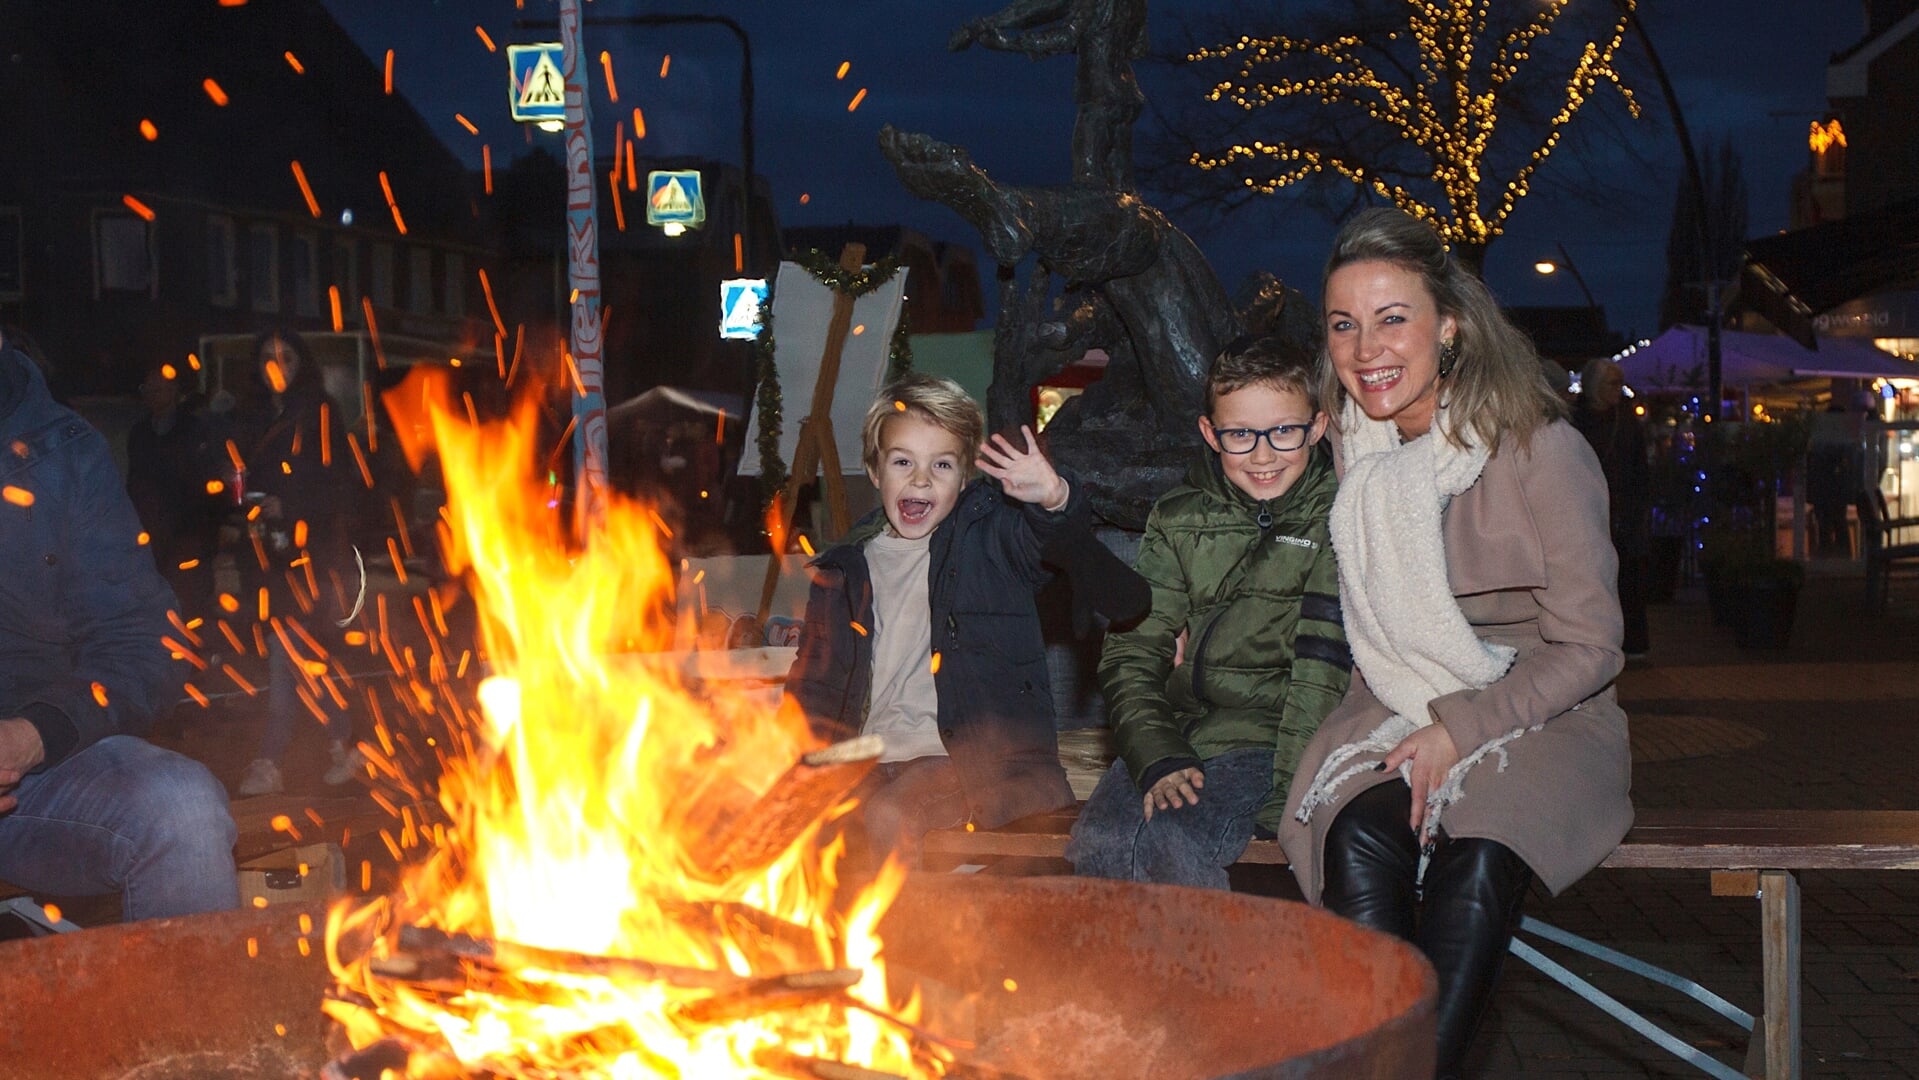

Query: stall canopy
[1616,325,1918,390]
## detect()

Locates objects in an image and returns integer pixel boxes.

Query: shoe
[238,758,284,797]
[324,740,366,786]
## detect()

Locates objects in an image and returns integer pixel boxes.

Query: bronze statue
[881,0,1314,527]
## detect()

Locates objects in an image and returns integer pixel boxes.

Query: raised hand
[976,426,1069,509]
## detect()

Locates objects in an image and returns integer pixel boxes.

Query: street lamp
[1533,241,1600,312]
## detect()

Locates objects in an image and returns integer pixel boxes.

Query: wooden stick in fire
[695,734,885,877]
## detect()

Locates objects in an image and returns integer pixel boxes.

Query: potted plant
[1697,415,1812,647]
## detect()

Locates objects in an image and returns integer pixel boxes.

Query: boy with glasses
[1069,335,1350,888]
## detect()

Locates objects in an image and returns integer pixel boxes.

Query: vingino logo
[1274,534,1317,549]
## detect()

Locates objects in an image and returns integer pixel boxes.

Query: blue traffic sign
[647,170,706,227]
[507,43,566,123]
[719,278,769,340]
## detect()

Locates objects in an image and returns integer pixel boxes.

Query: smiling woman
[1283,208,1628,1080]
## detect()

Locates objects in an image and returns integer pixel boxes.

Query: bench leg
[1749,869,1801,1080]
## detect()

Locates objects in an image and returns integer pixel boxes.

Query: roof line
[1830,7,1919,97]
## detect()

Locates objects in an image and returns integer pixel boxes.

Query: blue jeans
[1067,747,1270,890]
[0,736,239,920]
[258,635,352,762]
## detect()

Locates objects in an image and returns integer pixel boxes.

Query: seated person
[0,330,237,921]
[1069,335,1351,889]
[785,374,1094,867]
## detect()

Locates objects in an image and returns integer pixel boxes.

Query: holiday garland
[754,249,913,506]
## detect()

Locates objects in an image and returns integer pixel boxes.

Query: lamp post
[1612,0,1723,423]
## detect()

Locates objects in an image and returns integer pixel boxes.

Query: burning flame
[327,369,936,1077]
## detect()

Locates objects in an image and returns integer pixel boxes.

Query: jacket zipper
[1191,499,1273,706]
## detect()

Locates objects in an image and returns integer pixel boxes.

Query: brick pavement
[1474,567,1919,1078]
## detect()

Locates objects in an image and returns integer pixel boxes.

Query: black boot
[1319,781,1420,942]
[1414,833,1534,1079]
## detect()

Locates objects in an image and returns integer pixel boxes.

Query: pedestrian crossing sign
[507,43,567,123]
[647,170,706,227]
[719,278,769,340]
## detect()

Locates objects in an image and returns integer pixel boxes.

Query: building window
[331,237,360,323]
[248,223,280,313]
[207,215,237,307]
[370,242,395,309]
[289,230,320,318]
[407,247,434,315]
[95,212,156,297]
[0,208,21,301]
[443,252,466,318]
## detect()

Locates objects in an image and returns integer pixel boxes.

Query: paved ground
[1471,564,1919,1079]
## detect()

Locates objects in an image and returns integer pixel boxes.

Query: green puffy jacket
[1098,444,1350,829]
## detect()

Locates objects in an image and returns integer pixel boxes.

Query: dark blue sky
[321,1,1863,341]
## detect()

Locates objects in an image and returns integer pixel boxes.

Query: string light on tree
[1186,0,1640,265]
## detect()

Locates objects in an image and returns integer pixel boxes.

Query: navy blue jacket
[0,348,181,767]
[785,476,1085,829]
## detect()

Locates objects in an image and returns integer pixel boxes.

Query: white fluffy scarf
[1294,402,1524,836]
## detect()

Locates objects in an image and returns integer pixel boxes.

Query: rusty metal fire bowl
[0,875,1434,1079]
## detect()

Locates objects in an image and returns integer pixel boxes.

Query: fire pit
[0,877,1431,1079]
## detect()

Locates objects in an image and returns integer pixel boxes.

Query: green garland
[754,250,914,508]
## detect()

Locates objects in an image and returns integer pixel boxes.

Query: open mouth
[897,498,934,526]
[1357,367,1404,391]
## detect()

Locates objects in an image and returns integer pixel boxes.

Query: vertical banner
[560,0,608,530]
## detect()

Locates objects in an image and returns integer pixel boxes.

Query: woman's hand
[1382,724,1460,839]
[1142,766,1204,821]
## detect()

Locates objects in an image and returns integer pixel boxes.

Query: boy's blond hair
[861,374,984,476]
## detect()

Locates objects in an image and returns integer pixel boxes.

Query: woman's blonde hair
[861,373,984,476]
[1318,208,1566,450]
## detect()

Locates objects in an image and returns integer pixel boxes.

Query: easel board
[737,261,908,477]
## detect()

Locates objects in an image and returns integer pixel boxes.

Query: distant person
[230,330,361,797]
[126,362,223,625]
[784,374,1124,867]
[1572,359,1651,657]
[0,327,238,919]
[1069,335,1350,889]
[1281,209,1630,1080]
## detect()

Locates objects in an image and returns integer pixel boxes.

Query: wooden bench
[928,805,1919,1080]
[1863,488,1919,611]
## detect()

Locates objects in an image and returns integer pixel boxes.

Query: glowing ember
[326,370,940,1077]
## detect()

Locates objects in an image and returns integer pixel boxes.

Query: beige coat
[1278,419,1632,902]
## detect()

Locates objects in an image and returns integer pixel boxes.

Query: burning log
[393,924,747,990]
[696,734,885,877]
[319,1036,415,1080]
[676,967,863,1024]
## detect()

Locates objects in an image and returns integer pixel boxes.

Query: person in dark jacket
[230,330,361,796]
[0,331,237,919]
[784,374,1089,867]
[1069,336,1350,889]
[126,362,223,624]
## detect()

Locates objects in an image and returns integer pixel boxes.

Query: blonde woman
[1281,209,1631,1079]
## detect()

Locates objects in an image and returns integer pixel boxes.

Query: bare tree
[1143,0,1644,272]
[1659,137,1748,330]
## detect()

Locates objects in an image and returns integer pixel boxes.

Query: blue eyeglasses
[1211,423,1314,454]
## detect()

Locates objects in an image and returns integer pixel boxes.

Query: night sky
[319,0,1863,343]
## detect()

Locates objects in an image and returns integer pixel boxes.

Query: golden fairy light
[1186,0,1641,254]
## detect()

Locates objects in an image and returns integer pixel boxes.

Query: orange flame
[328,368,936,1076]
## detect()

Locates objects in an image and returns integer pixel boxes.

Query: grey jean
[1066,746,1270,890]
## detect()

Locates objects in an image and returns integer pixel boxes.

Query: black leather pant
[1320,781,1534,1080]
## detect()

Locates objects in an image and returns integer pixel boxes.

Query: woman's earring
[1438,338,1460,378]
